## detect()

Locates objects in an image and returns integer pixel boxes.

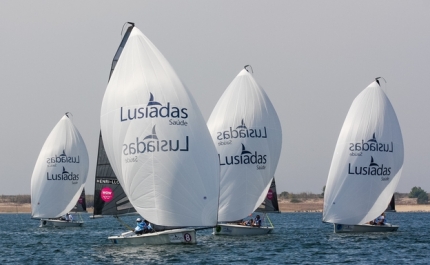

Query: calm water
[1,212,430,264]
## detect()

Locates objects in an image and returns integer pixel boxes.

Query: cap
[136,218,142,222]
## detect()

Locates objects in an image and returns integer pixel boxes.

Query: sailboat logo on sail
[348,156,391,177]
[369,156,379,167]
[119,92,188,124]
[349,133,394,156]
[236,119,247,129]
[147,93,162,106]
[218,143,267,168]
[215,119,268,147]
[123,125,189,159]
[46,166,80,182]
[46,150,80,167]
[267,189,273,200]
[143,125,158,140]
[100,187,114,202]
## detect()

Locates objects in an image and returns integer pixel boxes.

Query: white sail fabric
[100,27,220,227]
[31,115,89,218]
[323,81,404,225]
[207,69,282,222]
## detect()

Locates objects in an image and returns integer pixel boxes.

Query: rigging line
[265,213,274,228]
[114,215,134,231]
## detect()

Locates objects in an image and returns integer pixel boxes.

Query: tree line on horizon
[279,186,429,205]
[0,194,95,208]
[1,186,428,205]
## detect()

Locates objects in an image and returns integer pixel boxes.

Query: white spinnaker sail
[323,81,404,225]
[100,27,220,227]
[207,69,282,222]
[31,114,89,218]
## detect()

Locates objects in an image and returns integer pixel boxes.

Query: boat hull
[213,224,273,236]
[108,228,197,245]
[334,223,399,233]
[89,215,103,219]
[40,219,83,228]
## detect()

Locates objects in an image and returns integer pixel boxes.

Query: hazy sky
[1,1,430,195]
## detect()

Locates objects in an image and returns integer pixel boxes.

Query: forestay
[207,69,282,222]
[323,80,404,225]
[100,27,220,227]
[31,114,89,219]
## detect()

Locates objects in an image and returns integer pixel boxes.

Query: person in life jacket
[253,215,262,227]
[66,213,73,222]
[143,220,154,233]
[368,213,386,225]
[60,213,73,222]
[374,213,386,225]
[134,218,145,235]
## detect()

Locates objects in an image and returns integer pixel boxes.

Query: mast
[93,22,136,216]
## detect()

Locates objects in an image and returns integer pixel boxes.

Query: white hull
[109,228,197,245]
[213,224,273,236]
[40,219,83,228]
[334,223,399,233]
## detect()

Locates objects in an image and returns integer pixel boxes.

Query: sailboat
[31,113,89,227]
[207,66,282,236]
[323,78,404,233]
[256,177,280,213]
[92,23,136,219]
[72,188,87,212]
[101,24,220,245]
[385,195,396,212]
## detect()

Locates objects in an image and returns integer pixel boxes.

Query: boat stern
[108,228,197,245]
[213,224,273,236]
[334,223,399,233]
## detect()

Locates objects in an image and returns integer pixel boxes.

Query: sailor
[374,213,386,225]
[246,219,254,226]
[134,218,145,235]
[143,220,154,233]
[61,213,72,221]
[66,213,73,222]
[253,215,262,227]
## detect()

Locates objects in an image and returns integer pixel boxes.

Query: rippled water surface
[1,212,430,264]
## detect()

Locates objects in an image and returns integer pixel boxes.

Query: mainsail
[93,23,136,216]
[72,188,87,213]
[207,67,282,222]
[256,177,280,213]
[31,114,89,219]
[323,79,404,225]
[385,195,396,212]
[100,26,220,227]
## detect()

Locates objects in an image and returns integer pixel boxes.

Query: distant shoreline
[2,201,430,214]
[0,203,94,214]
[278,199,430,213]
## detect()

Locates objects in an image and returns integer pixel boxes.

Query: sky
[1,1,430,195]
